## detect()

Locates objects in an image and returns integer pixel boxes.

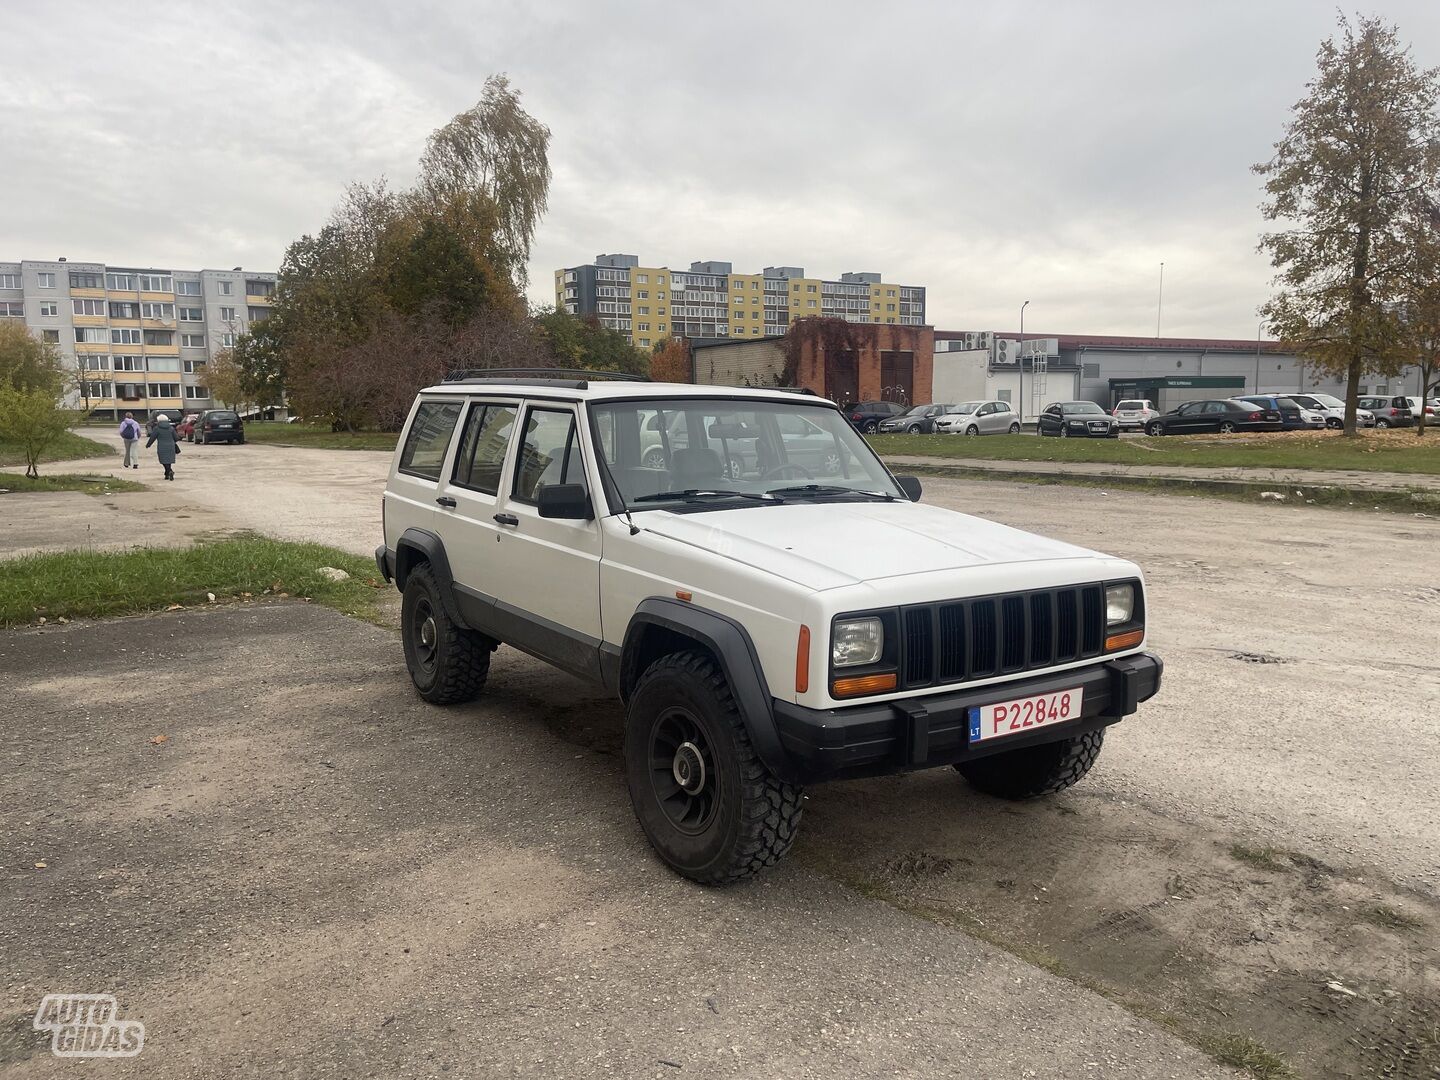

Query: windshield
[1310,394,1343,408]
[1061,402,1105,415]
[903,405,929,416]
[946,403,980,415]
[591,398,903,510]
[1289,395,1321,409]
[1116,400,1148,410]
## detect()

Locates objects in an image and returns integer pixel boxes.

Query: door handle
[436,496,457,508]
[493,513,519,527]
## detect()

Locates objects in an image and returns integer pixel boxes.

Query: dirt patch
[795,772,1440,1080]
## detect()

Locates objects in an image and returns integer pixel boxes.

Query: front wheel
[1008,422,1021,434]
[957,730,1104,799]
[401,563,492,705]
[625,651,804,884]
[1060,426,1070,438]
[907,423,922,434]
[965,425,980,436]
[1327,417,1343,429]
[1146,421,1164,437]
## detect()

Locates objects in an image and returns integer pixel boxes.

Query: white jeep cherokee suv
[377,372,1162,884]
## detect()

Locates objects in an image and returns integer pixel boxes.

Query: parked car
[1235,394,1326,430]
[1289,392,1374,429]
[1038,401,1120,438]
[377,374,1161,883]
[1357,396,1413,428]
[1111,399,1159,431]
[933,400,1022,435]
[847,400,908,433]
[1144,399,1283,436]
[176,413,200,441]
[1402,397,1438,427]
[194,409,246,445]
[878,403,957,434]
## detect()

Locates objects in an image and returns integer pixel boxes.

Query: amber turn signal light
[831,672,898,697]
[1105,629,1144,651]
[795,625,811,694]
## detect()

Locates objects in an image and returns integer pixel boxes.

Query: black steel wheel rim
[412,597,438,673]
[649,706,720,835]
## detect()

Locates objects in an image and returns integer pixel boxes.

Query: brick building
[691,323,935,406]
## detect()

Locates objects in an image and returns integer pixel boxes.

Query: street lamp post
[1019,300,1030,424]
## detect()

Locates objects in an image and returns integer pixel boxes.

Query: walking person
[118,411,142,470]
[146,413,181,481]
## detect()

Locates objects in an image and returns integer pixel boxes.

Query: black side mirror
[537,483,594,520]
[895,476,922,502]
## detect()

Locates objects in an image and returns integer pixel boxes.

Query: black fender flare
[621,598,796,785]
[394,528,469,629]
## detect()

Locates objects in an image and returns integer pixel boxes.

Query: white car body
[1272,392,1372,429]
[377,377,1161,883]
[1112,399,1158,430]
[380,382,1147,711]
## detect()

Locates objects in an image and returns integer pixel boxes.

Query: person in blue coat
[146,413,181,481]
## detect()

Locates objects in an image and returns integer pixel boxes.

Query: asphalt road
[0,604,1230,1079]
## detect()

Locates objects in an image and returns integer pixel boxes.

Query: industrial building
[553,254,926,348]
[0,258,277,418]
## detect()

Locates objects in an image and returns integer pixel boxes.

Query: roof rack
[443,367,649,388]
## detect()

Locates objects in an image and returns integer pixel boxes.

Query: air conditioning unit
[994,339,1013,364]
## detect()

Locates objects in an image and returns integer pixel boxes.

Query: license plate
[969,688,1082,743]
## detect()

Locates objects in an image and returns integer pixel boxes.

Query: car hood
[640,501,1105,592]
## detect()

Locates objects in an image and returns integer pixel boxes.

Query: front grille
[900,584,1107,689]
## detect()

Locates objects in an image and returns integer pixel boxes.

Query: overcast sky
[4,1,1438,339]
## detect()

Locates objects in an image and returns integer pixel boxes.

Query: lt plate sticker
[968,688,1082,743]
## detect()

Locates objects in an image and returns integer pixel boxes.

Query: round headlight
[832,617,884,667]
[1105,584,1135,625]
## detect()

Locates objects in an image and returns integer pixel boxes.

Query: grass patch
[243,422,397,451]
[1229,843,1291,872]
[0,430,113,468]
[1356,903,1423,931]
[0,535,385,628]
[0,473,145,495]
[1196,1033,1296,1079]
[893,462,1440,516]
[868,428,1440,474]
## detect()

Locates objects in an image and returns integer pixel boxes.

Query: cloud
[3,0,1437,336]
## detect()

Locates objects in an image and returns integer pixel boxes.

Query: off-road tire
[956,729,1105,800]
[625,650,803,884]
[401,563,490,705]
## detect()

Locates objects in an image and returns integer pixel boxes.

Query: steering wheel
[762,463,815,481]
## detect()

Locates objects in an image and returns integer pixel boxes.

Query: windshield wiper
[764,484,897,501]
[632,489,783,504]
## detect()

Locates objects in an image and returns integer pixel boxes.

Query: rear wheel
[862,420,879,434]
[1377,419,1391,428]
[957,730,1104,799]
[625,651,803,884]
[1219,421,1237,434]
[401,563,491,705]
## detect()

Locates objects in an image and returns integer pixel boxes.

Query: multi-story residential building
[553,254,927,349]
[0,258,277,418]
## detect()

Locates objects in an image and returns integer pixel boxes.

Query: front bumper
[771,653,1162,784]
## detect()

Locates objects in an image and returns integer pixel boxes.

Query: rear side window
[452,403,516,496]
[399,401,461,481]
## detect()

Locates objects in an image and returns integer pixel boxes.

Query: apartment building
[0,258,277,418]
[553,255,926,349]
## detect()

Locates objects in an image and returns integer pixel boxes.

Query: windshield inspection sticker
[33,994,145,1058]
